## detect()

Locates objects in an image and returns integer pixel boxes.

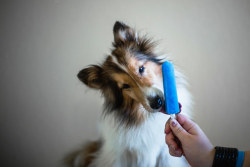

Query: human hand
[165,114,215,167]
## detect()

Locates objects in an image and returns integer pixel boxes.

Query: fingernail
[170,145,175,151]
[175,150,182,156]
[171,119,177,127]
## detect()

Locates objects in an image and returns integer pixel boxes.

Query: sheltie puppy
[70,21,192,167]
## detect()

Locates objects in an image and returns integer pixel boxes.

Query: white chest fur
[92,112,189,167]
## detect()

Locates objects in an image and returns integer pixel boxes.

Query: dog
[69,21,192,167]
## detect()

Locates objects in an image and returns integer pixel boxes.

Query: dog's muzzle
[148,95,164,110]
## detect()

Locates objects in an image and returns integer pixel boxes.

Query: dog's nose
[149,96,163,109]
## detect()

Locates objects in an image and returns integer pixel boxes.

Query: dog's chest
[101,113,168,164]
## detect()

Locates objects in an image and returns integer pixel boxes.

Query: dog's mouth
[159,102,182,115]
[159,107,166,114]
[145,88,181,114]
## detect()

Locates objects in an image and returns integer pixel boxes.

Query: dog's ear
[77,65,103,89]
[113,21,137,45]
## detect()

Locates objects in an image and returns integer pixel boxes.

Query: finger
[174,148,183,157]
[169,118,189,141]
[169,149,176,156]
[165,131,178,147]
[165,132,183,155]
[176,114,199,135]
[165,118,171,134]
[169,146,183,157]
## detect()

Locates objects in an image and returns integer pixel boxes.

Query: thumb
[170,118,189,141]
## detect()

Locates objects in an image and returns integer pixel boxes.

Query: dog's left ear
[113,21,137,45]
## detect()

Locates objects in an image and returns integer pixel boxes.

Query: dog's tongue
[178,102,182,112]
[160,102,182,115]
[159,107,166,114]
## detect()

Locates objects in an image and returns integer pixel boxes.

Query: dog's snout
[149,96,163,110]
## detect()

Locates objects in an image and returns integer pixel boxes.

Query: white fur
[119,30,127,41]
[90,111,189,167]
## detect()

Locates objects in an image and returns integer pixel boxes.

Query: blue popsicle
[162,61,180,115]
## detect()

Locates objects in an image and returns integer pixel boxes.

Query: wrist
[212,146,242,167]
[208,148,216,167]
[190,148,215,167]
[200,147,215,167]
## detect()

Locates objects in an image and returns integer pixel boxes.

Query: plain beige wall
[1,0,250,166]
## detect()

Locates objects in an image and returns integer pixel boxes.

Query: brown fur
[65,141,102,167]
[77,21,163,127]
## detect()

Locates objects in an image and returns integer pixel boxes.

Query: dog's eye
[139,66,145,74]
[122,84,130,89]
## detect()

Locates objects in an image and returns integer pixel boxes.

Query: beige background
[1,0,250,167]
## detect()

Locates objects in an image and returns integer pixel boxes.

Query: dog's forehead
[110,50,144,72]
[127,55,145,71]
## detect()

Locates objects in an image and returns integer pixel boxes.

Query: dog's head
[78,21,167,126]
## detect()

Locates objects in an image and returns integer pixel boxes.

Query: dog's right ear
[77,65,103,89]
